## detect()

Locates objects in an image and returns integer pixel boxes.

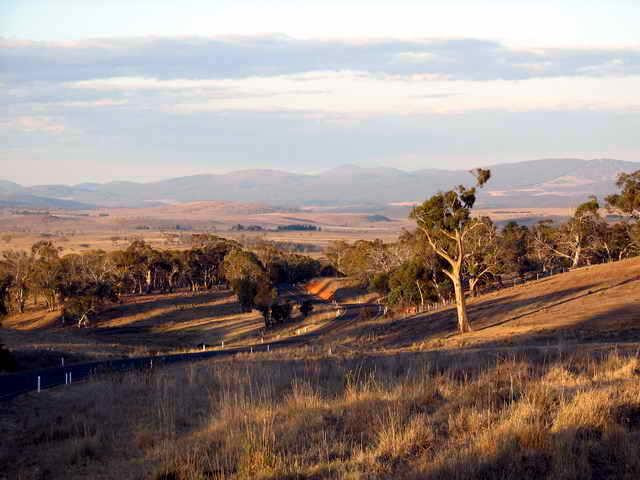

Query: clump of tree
[605,170,640,257]
[299,299,314,317]
[327,168,640,334]
[223,243,322,328]
[410,168,491,333]
[231,224,264,231]
[276,224,319,231]
[0,233,324,330]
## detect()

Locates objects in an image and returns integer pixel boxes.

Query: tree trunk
[145,269,152,294]
[18,288,25,313]
[432,272,445,304]
[416,280,425,312]
[469,278,479,297]
[572,244,581,268]
[452,266,471,333]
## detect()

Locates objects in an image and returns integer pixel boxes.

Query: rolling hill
[2,158,638,209]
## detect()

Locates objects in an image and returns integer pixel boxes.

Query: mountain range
[1,159,638,210]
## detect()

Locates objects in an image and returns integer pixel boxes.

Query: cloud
[54,72,640,115]
[1,36,639,85]
[1,115,65,133]
[1,35,638,183]
[2,36,638,118]
[3,108,639,185]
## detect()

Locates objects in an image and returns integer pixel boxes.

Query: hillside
[2,158,638,209]
[327,257,640,353]
[2,259,639,480]
[2,258,639,369]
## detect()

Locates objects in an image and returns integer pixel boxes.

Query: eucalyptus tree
[0,270,12,317]
[606,170,640,256]
[463,216,499,297]
[410,168,491,333]
[0,251,31,313]
[532,197,601,268]
[29,241,62,311]
[606,170,640,219]
[498,221,532,278]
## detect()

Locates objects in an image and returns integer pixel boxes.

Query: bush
[299,300,314,317]
[231,278,258,313]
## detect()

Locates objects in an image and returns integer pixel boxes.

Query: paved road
[0,340,303,401]
[0,285,379,402]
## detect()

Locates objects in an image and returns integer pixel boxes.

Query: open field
[0,286,350,371]
[0,227,403,258]
[2,257,639,369]
[321,257,640,353]
[1,348,639,479]
[0,229,403,259]
[2,256,639,478]
[0,204,577,257]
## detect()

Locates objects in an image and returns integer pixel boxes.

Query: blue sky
[1,0,639,184]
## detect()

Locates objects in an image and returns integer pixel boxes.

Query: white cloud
[4,37,640,84]
[59,99,128,108]
[394,52,438,63]
[62,72,640,116]
[1,115,65,133]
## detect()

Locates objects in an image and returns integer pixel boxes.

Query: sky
[1,0,639,185]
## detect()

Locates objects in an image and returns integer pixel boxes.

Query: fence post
[69,372,72,384]
[61,357,64,367]
[267,345,270,352]
[37,376,41,393]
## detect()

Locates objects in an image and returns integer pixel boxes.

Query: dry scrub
[2,349,639,479]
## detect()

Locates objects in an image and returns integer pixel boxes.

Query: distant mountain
[1,158,638,210]
[0,180,25,195]
[0,193,93,209]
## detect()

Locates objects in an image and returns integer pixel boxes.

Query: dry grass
[329,257,640,352]
[0,287,346,371]
[0,204,408,257]
[2,348,639,479]
[0,290,264,369]
[3,256,639,372]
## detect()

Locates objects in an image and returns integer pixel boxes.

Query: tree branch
[417,226,456,267]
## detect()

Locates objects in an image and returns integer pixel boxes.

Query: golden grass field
[0,286,349,370]
[2,257,639,368]
[2,243,639,479]
[328,257,640,353]
[2,347,639,479]
[0,204,573,256]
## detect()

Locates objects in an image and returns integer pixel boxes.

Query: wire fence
[395,257,630,316]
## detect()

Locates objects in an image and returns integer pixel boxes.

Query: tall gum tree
[410,168,491,333]
[606,170,640,256]
[532,197,601,268]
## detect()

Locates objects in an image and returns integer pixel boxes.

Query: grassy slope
[316,257,640,353]
[1,287,342,370]
[2,257,639,370]
[2,349,639,479]
[2,259,640,479]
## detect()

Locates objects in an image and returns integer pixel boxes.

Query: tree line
[328,170,640,333]
[1,170,638,337]
[0,235,322,328]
